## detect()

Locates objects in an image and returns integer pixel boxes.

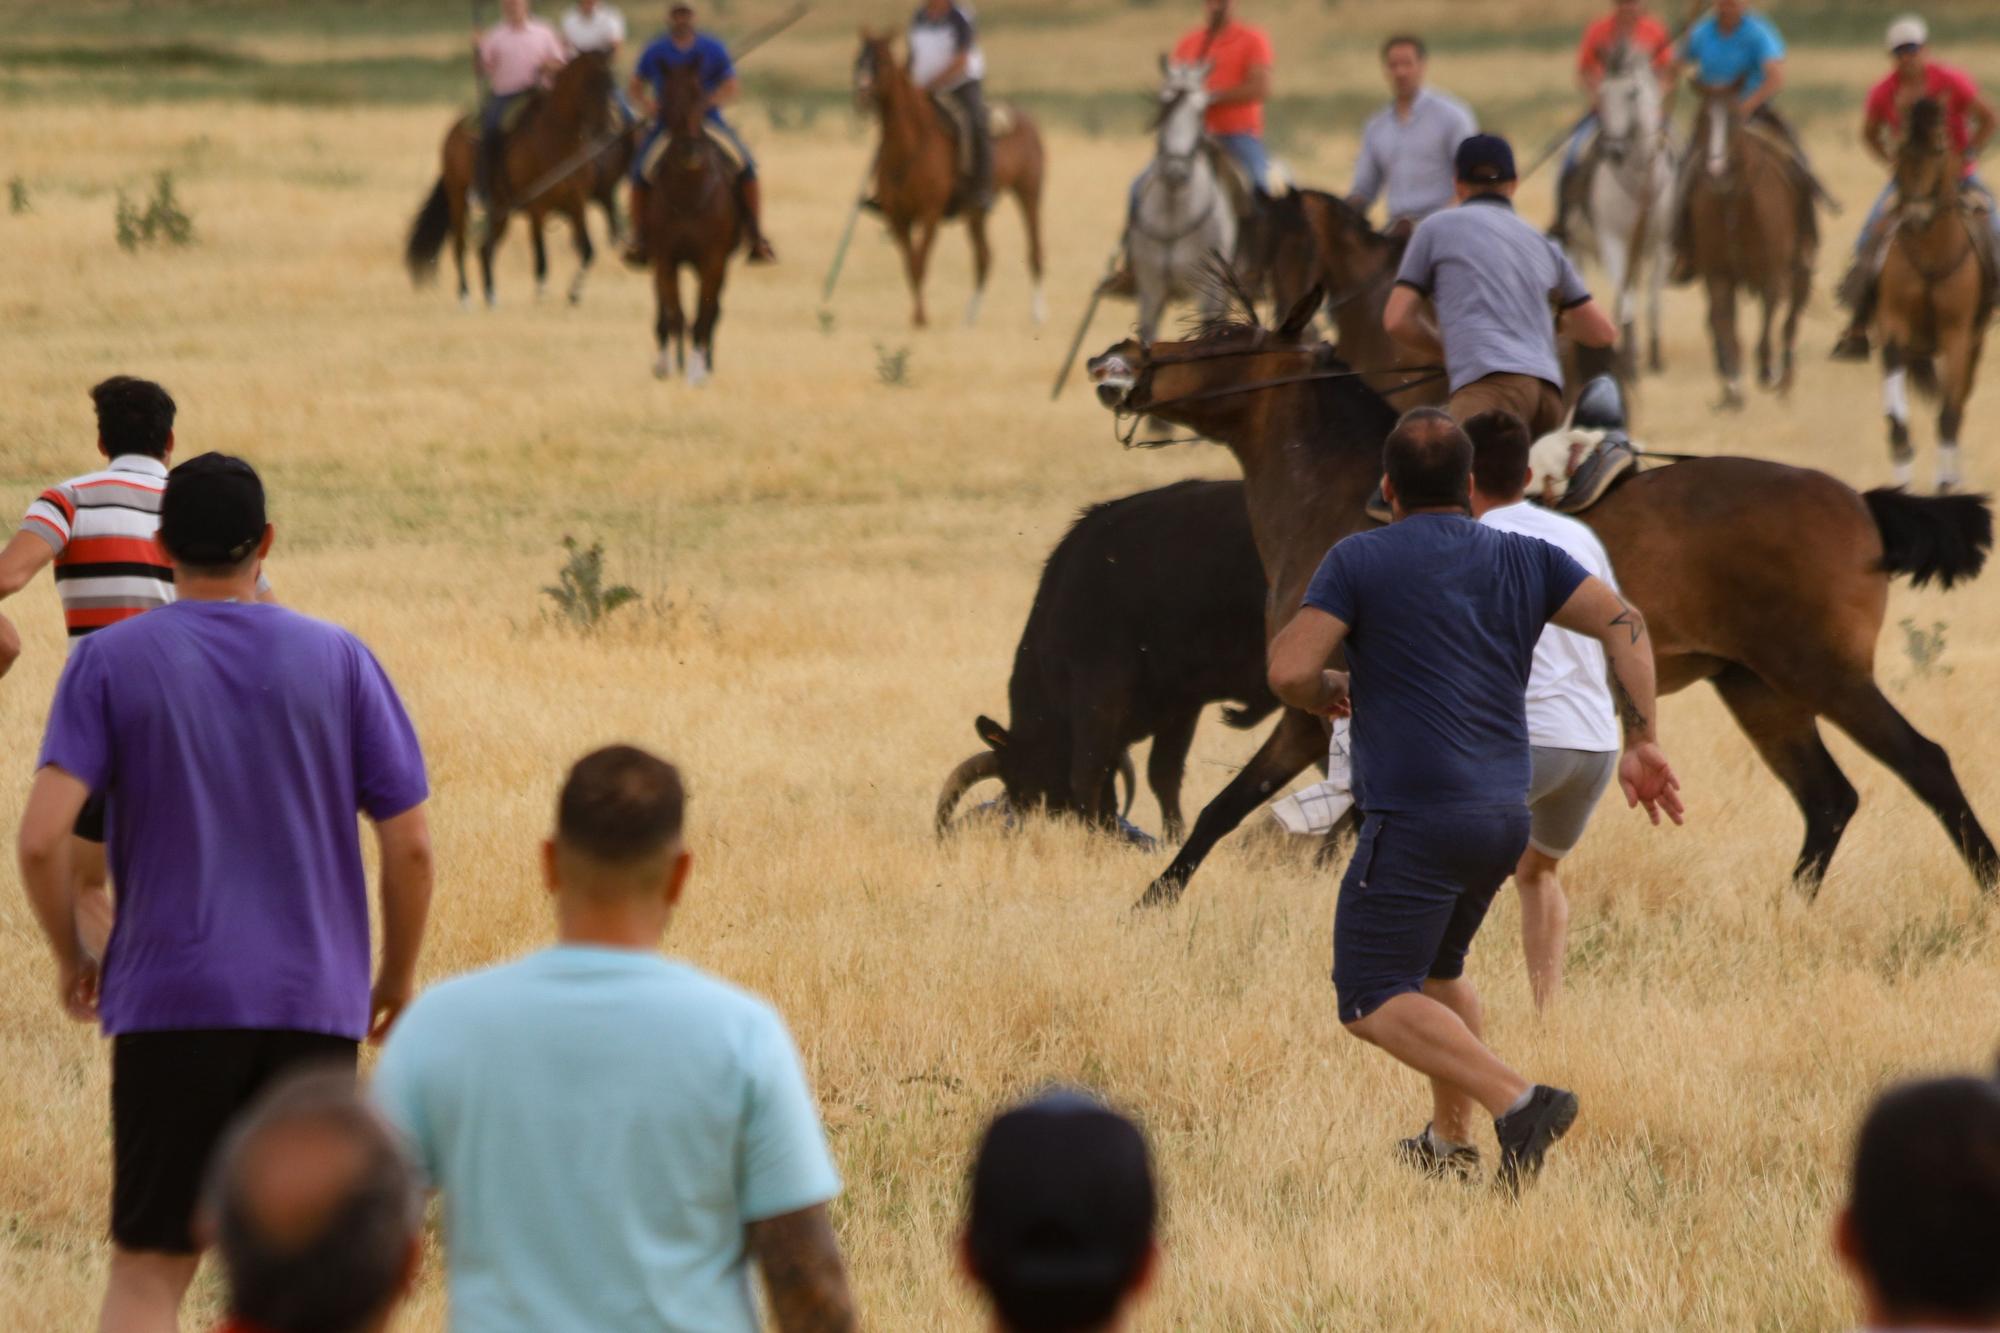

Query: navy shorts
[1332,806,1532,1022]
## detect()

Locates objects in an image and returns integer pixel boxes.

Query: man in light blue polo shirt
[1349,34,1478,231]
[373,745,855,1333]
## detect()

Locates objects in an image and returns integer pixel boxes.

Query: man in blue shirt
[625,2,775,265]
[1266,409,1683,1191]
[373,745,854,1332]
[1668,1,1818,280]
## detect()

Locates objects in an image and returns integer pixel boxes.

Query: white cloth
[561,3,626,53]
[908,3,983,90]
[1479,501,1620,753]
[1268,717,1353,835]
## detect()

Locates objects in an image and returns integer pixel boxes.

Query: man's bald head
[1383,407,1474,512]
[204,1070,421,1333]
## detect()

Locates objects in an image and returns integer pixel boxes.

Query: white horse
[1582,47,1675,375]
[1126,59,1237,343]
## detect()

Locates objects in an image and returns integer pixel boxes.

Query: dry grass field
[2,3,1999,1328]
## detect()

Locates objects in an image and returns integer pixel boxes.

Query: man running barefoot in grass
[1268,409,1682,1190]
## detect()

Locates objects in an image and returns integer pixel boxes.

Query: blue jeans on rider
[476,91,528,200]
[1126,131,1267,216]
[1560,113,1599,177]
[1855,171,2000,254]
[632,110,757,185]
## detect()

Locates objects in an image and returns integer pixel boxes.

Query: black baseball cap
[1455,132,1518,185]
[159,452,267,567]
[967,1089,1156,1331]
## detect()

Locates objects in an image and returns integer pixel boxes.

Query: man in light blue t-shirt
[374,745,854,1333]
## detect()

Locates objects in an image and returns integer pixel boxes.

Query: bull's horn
[1117,753,1138,819]
[935,751,1002,836]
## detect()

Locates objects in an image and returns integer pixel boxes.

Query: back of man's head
[90,375,176,460]
[204,1069,421,1333]
[1383,407,1473,512]
[1465,410,1532,502]
[966,1089,1156,1333]
[1841,1074,2000,1325]
[556,744,687,880]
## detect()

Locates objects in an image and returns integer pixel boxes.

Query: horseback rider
[1832,14,1998,360]
[473,0,570,212]
[908,1,992,212]
[1348,35,1479,236]
[626,1,775,266]
[1666,0,1820,283]
[1549,0,1675,246]
[562,0,635,126]
[1170,0,1275,198]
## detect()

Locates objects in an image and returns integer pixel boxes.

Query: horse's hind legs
[1711,667,1858,893]
[1934,324,1979,491]
[1706,276,1744,410]
[689,258,725,387]
[568,204,594,306]
[530,216,549,302]
[1755,289,1779,390]
[963,208,992,328]
[653,265,685,380]
[1828,681,1999,890]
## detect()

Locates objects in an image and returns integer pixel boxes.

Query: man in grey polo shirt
[1348,34,1477,230]
[1384,134,1618,436]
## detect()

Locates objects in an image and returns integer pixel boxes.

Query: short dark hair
[968,1089,1156,1333]
[1848,1075,2000,1320]
[557,744,687,864]
[90,376,176,459]
[1382,34,1426,61]
[1466,410,1533,499]
[205,1069,419,1333]
[1383,408,1472,511]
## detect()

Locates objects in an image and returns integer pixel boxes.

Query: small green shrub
[816,309,836,336]
[1898,617,1950,681]
[7,177,27,215]
[875,342,912,387]
[543,536,641,632]
[114,171,196,250]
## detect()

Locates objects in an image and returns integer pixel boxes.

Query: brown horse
[1264,188,1620,412]
[1876,96,1991,493]
[405,51,617,308]
[642,61,741,384]
[852,31,1047,329]
[1086,302,1996,906]
[1682,89,1814,409]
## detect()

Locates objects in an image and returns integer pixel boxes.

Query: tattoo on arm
[1608,597,1644,646]
[747,1205,858,1333]
[1610,668,1649,738]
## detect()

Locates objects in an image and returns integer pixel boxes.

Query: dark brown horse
[1876,96,1990,492]
[643,61,741,384]
[1683,89,1814,409]
[1086,302,1996,906]
[406,51,618,307]
[1264,188,1619,412]
[852,31,1047,329]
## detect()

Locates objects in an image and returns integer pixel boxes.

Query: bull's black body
[971,479,1281,839]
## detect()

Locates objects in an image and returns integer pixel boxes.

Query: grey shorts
[1526,746,1616,857]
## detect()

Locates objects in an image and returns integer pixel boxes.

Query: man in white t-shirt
[561,0,626,54]
[908,1,991,209]
[1465,409,1620,1011]
[1267,409,1622,1013]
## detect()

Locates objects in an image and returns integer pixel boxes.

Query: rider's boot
[1831,255,1877,360]
[622,182,651,268]
[742,177,777,264]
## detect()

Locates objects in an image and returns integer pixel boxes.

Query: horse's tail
[405,178,451,287]
[1864,487,1993,590]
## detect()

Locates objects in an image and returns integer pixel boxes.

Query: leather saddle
[1361,376,1638,524]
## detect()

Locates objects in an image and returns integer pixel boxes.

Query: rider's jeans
[1856,169,2000,255]
[1127,131,1268,216]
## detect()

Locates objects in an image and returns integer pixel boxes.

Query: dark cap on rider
[1455,133,1517,186]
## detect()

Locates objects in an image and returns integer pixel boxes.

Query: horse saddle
[929,93,1013,176]
[642,123,746,182]
[460,95,538,141]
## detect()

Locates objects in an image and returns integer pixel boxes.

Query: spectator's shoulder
[398,955,540,1034]
[1430,87,1474,117]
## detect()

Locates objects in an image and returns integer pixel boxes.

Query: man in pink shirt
[473,0,570,209]
[1833,13,1997,358]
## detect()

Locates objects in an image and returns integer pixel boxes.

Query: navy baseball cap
[1455,133,1518,185]
[967,1089,1156,1330]
[159,452,266,567]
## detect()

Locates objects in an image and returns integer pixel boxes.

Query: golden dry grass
[1,14,1998,1330]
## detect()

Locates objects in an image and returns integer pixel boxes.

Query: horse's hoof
[1031,286,1048,327]
[1714,386,1745,412]
[535,284,548,304]
[652,355,672,381]
[963,292,983,327]
[687,349,709,387]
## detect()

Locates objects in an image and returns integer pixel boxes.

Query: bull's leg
[1711,666,1858,892]
[1881,339,1915,486]
[1706,274,1743,409]
[1145,708,1202,844]
[1138,707,1324,908]
[1067,691,1131,834]
[1824,680,1999,889]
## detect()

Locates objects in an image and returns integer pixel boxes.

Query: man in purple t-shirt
[15,454,435,1333]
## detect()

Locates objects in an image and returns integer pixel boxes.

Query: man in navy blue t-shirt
[1267,408,1683,1192]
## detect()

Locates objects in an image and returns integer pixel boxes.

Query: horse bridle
[1104,334,1445,447]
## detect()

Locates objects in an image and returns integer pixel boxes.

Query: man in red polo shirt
[1833,13,1997,358]
[1171,0,1274,191]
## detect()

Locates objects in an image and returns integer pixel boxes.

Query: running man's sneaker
[1396,1124,1481,1182]
[1493,1085,1580,1195]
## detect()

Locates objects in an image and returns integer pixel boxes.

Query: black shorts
[73,789,107,844]
[111,1029,358,1254]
